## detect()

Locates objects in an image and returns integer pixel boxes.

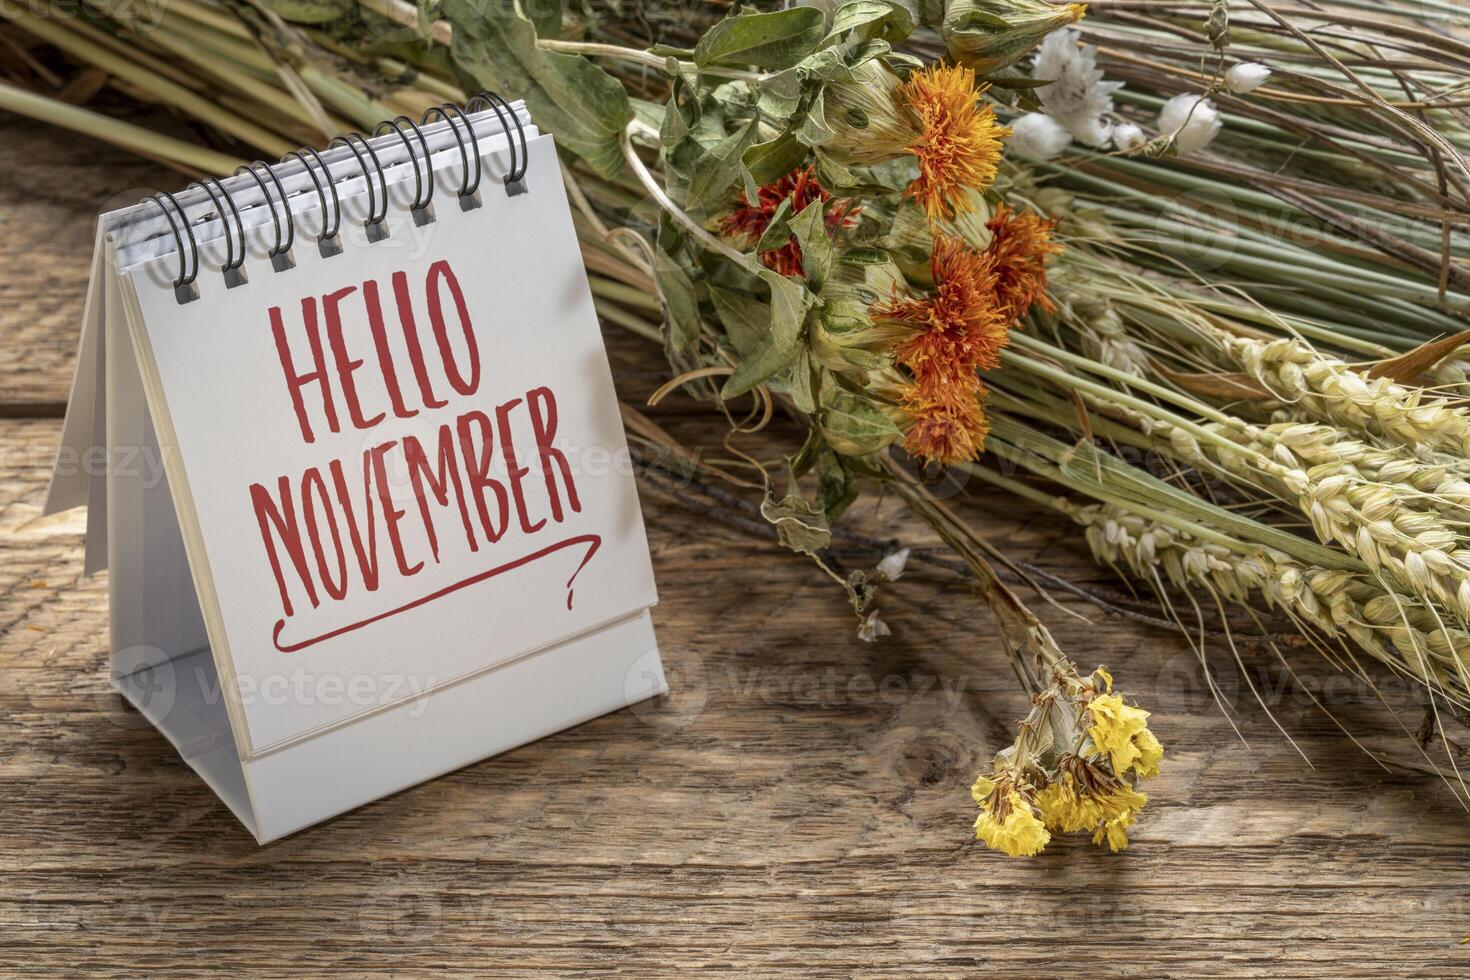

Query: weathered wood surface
[2,112,1469,977]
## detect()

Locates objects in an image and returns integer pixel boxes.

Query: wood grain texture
[1,114,1469,978]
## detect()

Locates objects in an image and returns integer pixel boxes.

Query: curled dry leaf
[1367,329,1470,383]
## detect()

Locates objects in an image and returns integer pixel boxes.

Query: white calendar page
[119,134,658,754]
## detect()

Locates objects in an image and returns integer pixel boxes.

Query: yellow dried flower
[1034,778,1098,832]
[1034,761,1148,850]
[1132,726,1164,779]
[974,786,1051,857]
[1086,692,1155,776]
[1093,809,1137,853]
[970,664,1161,858]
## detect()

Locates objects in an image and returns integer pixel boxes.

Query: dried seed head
[1063,501,1469,702]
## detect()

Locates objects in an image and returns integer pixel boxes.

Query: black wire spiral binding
[143,191,198,302]
[466,91,529,194]
[421,103,481,206]
[188,176,246,286]
[375,115,435,224]
[329,132,390,242]
[136,93,527,302]
[280,147,342,255]
[237,161,296,270]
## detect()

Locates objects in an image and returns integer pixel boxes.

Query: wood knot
[892,734,964,787]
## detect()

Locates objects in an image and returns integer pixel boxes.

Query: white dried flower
[1009,112,1072,160]
[1112,121,1146,152]
[1032,27,1124,148]
[1225,62,1272,94]
[877,547,911,581]
[858,609,891,643]
[1157,94,1221,155]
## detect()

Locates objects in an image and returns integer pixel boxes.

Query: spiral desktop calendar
[43,96,665,844]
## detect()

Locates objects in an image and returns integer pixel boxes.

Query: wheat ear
[1219,334,1470,458]
[1064,502,1467,695]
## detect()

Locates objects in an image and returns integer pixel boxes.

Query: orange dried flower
[872,236,1013,465]
[900,63,1009,223]
[877,237,1011,384]
[986,203,1063,319]
[722,166,859,278]
[900,382,991,466]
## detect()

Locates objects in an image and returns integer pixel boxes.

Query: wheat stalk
[1028,352,1470,653]
[1262,422,1470,514]
[1218,334,1470,458]
[1117,409,1470,668]
[1064,501,1467,696]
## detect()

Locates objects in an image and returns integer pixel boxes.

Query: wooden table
[2,111,1468,977]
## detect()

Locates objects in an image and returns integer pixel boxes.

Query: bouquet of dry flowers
[5,0,1470,856]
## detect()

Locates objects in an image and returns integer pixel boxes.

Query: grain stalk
[1217,333,1470,457]
[1063,500,1469,699]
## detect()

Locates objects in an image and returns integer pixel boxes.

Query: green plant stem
[3,9,294,155]
[1118,217,1470,312]
[0,79,245,174]
[1008,332,1242,429]
[537,38,764,83]
[621,120,757,270]
[592,297,663,343]
[141,12,393,127]
[965,440,1252,555]
[589,276,662,312]
[143,26,350,141]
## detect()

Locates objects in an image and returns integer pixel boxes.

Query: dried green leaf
[749,198,793,252]
[824,0,915,46]
[756,68,805,122]
[761,491,832,555]
[817,445,861,521]
[820,388,901,456]
[789,199,834,291]
[796,87,833,148]
[708,284,770,358]
[795,46,855,83]
[443,3,631,176]
[813,150,859,190]
[655,249,701,354]
[743,130,809,188]
[694,7,827,71]
[790,348,819,414]
[659,89,691,145]
[686,120,758,213]
[721,269,812,397]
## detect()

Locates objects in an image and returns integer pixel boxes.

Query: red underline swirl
[271,533,603,654]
